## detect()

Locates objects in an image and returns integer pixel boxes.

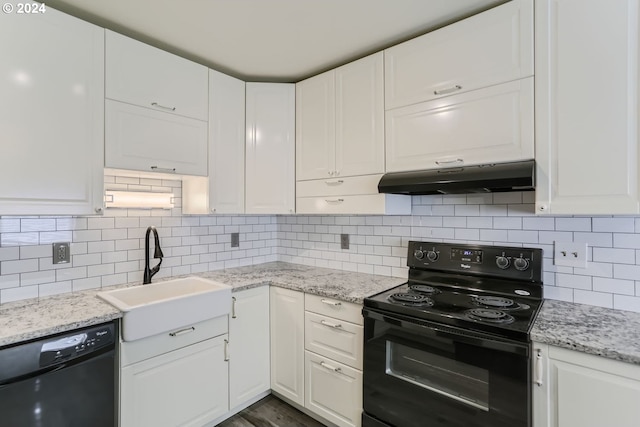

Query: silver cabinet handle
[435,158,463,165]
[94,207,103,214]
[150,166,176,173]
[320,299,341,307]
[320,361,341,373]
[535,349,543,386]
[151,102,176,111]
[433,85,462,95]
[169,326,195,337]
[324,179,344,186]
[320,320,342,329]
[325,198,344,204]
[231,296,237,319]
[224,338,229,361]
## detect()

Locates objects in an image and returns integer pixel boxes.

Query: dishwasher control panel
[39,323,115,367]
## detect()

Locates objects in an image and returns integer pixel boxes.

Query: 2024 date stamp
[3,2,47,14]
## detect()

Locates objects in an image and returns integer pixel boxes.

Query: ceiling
[45,0,507,82]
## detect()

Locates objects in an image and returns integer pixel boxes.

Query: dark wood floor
[217,395,326,427]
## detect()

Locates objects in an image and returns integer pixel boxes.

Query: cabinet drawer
[385,77,534,173]
[297,174,381,197]
[385,0,533,109]
[305,294,363,325]
[305,351,362,427]
[106,30,208,121]
[296,194,410,215]
[120,315,228,366]
[105,99,208,176]
[305,312,363,369]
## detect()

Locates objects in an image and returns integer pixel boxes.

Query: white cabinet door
[0,6,104,215]
[245,83,295,214]
[105,30,208,121]
[335,52,384,177]
[296,71,335,180]
[385,0,533,109]
[535,0,640,215]
[270,287,305,406]
[296,52,384,181]
[386,78,534,172]
[120,335,229,427]
[209,70,245,214]
[105,100,208,176]
[229,286,270,410]
[533,343,640,427]
[305,351,363,427]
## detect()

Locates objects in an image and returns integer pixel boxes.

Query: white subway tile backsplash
[593,217,635,233]
[574,290,613,308]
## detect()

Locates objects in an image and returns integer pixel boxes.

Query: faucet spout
[143,226,163,284]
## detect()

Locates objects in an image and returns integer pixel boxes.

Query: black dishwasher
[0,321,117,427]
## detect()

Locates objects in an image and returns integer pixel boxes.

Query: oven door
[362,308,530,427]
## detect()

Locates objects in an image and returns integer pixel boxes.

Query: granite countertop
[0,262,404,347]
[531,299,640,365]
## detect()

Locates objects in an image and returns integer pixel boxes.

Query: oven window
[385,341,489,411]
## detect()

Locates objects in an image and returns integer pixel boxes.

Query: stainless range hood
[377,160,535,195]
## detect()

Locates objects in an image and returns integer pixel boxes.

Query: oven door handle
[363,307,529,356]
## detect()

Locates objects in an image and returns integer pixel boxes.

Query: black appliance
[0,321,117,427]
[362,241,543,427]
[377,160,535,195]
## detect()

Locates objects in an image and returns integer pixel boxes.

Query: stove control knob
[414,249,425,260]
[426,250,439,262]
[496,256,510,269]
[513,257,529,271]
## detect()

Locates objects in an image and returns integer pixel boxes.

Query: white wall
[0,175,278,304]
[278,192,640,313]
[2,180,640,313]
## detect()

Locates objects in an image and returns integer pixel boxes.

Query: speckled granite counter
[196,262,405,304]
[0,290,122,347]
[0,262,404,348]
[531,299,640,365]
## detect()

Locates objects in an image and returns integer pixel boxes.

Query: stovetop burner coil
[388,293,434,306]
[465,308,515,324]
[408,284,441,295]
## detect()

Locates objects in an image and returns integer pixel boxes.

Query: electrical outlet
[52,242,70,264]
[554,241,588,268]
[231,232,240,248]
[341,233,349,250]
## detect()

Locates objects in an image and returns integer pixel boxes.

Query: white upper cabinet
[245,83,296,214]
[296,52,384,181]
[384,0,533,110]
[535,0,640,215]
[104,30,208,176]
[0,5,104,215]
[386,78,534,172]
[383,0,534,173]
[105,30,208,121]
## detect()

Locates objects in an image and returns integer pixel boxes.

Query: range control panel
[407,241,543,283]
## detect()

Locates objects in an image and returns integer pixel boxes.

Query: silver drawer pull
[231,296,237,319]
[169,326,195,337]
[151,102,176,111]
[320,320,342,329]
[325,198,344,204]
[320,361,341,373]
[224,339,229,361]
[433,85,462,95]
[435,158,463,165]
[324,179,344,186]
[150,166,176,173]
[320,299,342,307]
[535,349,543,386]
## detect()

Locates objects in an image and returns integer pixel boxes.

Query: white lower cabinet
[533,343,640,427]
[305,351,363,427]
[270,287,305,406]
[120,317,229,427]
[229,286,270,410]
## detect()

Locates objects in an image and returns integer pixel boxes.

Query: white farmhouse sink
[98,277,231,341]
